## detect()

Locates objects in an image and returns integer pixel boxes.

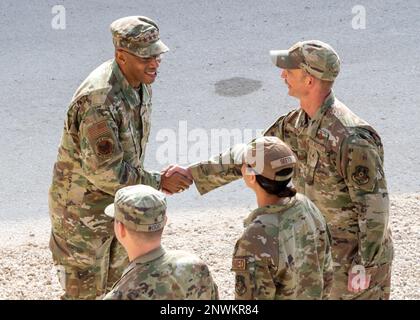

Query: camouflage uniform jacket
[232,193,333,300]
[49,59,160,268]
[104,246,219,300]
[190,91,393,283]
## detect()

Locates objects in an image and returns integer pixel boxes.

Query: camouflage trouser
[50,232,129,300]
[329,263,392,300]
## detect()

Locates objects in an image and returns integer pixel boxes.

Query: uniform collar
[112,59,141,108]
[244,196,297,227]
[307,90,335,138]
[121,246,166,277]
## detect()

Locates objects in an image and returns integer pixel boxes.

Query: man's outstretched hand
[160,165,193,195]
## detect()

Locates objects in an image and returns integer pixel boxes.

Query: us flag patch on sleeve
[87,120,111,141]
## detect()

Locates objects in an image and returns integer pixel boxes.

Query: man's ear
[116,220,127,238]
[306,74,314,86]
[115,50,126,65]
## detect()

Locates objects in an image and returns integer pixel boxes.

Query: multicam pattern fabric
[232,194,333,300]
[111,16,169,58]
[104,247,219,300]
[49,59,160,299]
[189,91,393,299]
[106,185,167,233]
[271,40,340,81]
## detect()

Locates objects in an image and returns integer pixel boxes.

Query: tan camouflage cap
[243,136,297,181]
[270,40,340,81]
[105,185,167,232]
[110,16,169,58]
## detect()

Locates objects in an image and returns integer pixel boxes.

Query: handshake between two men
[160,165,193,195]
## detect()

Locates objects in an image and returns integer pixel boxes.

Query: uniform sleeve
[231,225,277,300]
[188,144,245,195]
[322,227,334,299]
[189,114,288,195]
[262,114,287,140]
[77,100,160,195]
[211,281,220,300]
[307,199,334,299]
[341,134,390,268]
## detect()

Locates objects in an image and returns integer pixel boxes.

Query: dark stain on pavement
[215,77,262,97]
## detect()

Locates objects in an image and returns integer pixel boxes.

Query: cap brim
[141,40,169,57]
[104,203,115,218]
[126,40,170,58]
[269,50,300,69]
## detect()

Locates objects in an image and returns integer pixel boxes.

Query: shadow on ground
[215,77,262,97]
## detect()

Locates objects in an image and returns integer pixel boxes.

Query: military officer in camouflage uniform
[103,185,219,300]
[48,16,192,299]
[165,40,393,299]
[232,136,333,299]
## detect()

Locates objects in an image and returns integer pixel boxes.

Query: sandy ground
[0,193,418,300]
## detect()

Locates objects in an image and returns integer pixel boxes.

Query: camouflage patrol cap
[243,136,297,182]
[110,16,169,58]
[105,185,167,232]
[270,40,340,81]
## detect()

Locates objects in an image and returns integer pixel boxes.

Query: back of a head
[255,168,296,198]
[126,227,164,244]
[244,136,297,197]
[105,185,167,233]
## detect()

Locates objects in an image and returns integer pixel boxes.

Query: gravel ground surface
[0,193,418,300]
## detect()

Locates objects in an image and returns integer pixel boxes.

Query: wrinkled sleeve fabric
[341,133,390,268]
[190,113,288,195]
[189,144,246,195]
[231,225,277,300]
[322,227,334,299]
[262,114,287,140]
[77,99,160,195]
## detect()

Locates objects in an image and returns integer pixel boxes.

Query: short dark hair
[255,168,296,198]
[126,227,164,243]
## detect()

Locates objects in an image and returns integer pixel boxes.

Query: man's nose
[150,56,161,68]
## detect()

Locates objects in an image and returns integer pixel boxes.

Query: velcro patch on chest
[232,257,247,271]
